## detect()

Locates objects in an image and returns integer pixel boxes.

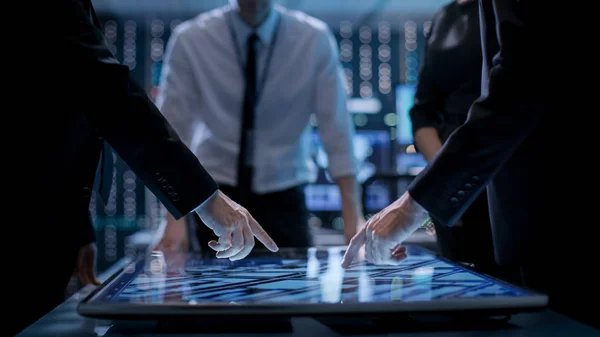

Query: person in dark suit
[12,0,278,335]
[342,0,595,327]
[409,0,498,276]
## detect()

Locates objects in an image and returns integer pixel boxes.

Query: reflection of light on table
[145,274,165,303]
[414,267,434,276]
[306,248,320,279]
[150,259,165,274]
[410,267,434,301]
[137,274,149,291]
[358,272,373,302]
[148,250,166,275]
[391,277,403,300]
[357,250,373,303]
[182,283,192,302]
[319,247,344,303]
[124,263,136,274]
[138,251,166,304]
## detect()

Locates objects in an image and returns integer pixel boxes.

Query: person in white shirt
[154,0,364,251]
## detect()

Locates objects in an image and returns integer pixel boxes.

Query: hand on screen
[344,216,365,244]
[341,192,428,268]
[196,190,279,261]
[73,243,100,286]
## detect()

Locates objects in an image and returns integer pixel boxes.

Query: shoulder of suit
[426,1,460,37]
[432,2,454,23]
[171,6,228,40]
[276,5,332,39]
[434,0,476,22]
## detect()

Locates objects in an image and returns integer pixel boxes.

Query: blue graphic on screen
[93,246,531,305]
[396,84,417,144]
[305,130,391,211]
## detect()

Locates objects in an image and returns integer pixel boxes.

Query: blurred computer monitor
[395,84,417,145]
[396,153,427,176]
[305,130,392,212]
[394,83,428,175]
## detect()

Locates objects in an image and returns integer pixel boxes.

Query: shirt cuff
[192,189,219,214]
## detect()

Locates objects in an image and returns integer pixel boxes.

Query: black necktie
[236,33,259,203]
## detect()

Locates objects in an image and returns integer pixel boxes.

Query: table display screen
[90,246,533,306]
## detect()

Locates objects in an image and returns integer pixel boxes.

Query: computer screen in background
[395,84,427,175]
[305,130,392,214]
[396,84,417,145]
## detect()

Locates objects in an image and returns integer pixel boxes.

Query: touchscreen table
[78,245,548,319]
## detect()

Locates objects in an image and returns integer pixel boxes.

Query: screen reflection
[94,246,529,305]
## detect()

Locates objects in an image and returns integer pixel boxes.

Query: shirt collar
[229,5,279,48]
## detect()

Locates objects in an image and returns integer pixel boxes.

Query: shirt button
[464,183,473,189]
[457,190,466,198]
[472,176,481,183]
[450,197,459,204]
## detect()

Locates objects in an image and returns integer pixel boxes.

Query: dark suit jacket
[409,1,581,268]
[29,0,218,250]
[407,3,599,322]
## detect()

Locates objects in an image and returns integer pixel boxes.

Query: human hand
[341,192,428,268]
[344,216,365,244]
[154,214,189,253]
[73,243,100,285]
[195,190,279,261]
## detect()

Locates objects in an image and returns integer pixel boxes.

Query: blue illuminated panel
[395,84,416,145]
[305,130,391,212]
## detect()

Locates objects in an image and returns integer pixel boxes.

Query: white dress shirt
[157,4,357,194]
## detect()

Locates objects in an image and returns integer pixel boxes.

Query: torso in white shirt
[157,4,356,194]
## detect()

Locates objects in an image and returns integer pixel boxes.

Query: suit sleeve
[61,0,218,219]
[407,0,544,227]
[409,18,445,140]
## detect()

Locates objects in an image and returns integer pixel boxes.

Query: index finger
[247,213,279,252]
[341,226,367,268]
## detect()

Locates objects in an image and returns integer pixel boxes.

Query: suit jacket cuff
[407,151,488,227]
[150,158,220,220]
